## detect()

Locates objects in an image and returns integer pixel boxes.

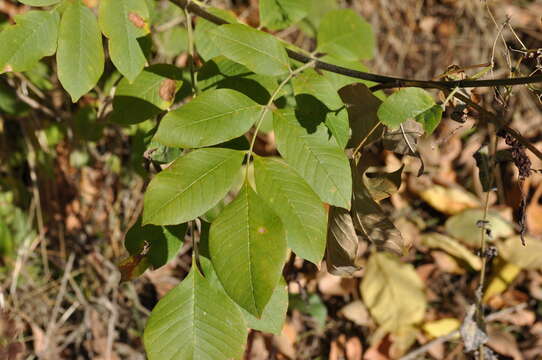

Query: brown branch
[171,0,542,161]
[171,0,542,89]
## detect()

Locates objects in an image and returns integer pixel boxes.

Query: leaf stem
[183,3,198,95]
[245,60,316,179]
[352,120,381,157]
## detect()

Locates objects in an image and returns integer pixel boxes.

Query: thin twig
[170,0,542,89]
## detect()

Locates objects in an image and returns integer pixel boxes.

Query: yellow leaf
[419,185,479,215]
[421,232,482,270]
[498,236,542,269]
[483,260,521,303]
[423,318,460,339]
[361,252,426,332]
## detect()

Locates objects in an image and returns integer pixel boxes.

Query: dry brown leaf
[352,160,406,255]
[338,83,384,149]
[339,300,372,327]
[273,323,297,359]
[487,325,523,360]
[526,184,542,236]
[431,250,465,274]
[346,337,363,360]
[325,206,361,276]
[318,273,357,296]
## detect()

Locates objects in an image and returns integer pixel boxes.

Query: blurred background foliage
[0,0,541,359]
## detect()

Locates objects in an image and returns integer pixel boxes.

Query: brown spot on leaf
[159,79,177,103]
[128,12,146,29]
[82,0,98,8]
[257,226,267,234]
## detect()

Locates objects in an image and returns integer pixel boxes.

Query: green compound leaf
[210,24,290,76]
[143,148,245,226]
[57,0,104,102]
[273,109,352,209]
[17,0,60,5]
[155,88,262,148]
[254,156,327,265]
[98,0,149,81]
[194,7,239,61]
[144,266,247,360]
[316,9,374,61]
[377,88,439,130]
[110,64,183,125]
[259,0,310,30]
[0,10,59,73]
[209,182,286,317]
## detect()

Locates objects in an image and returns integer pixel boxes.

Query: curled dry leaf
[351,159,406,255]
[338,83,384,149]
[325,205,360,276]
[363,165,404,202]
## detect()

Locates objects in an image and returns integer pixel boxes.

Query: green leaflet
[377,88,441,131]
[259,0,310,30]
[0,10,59,73]
[57,0,104,102]
[143,148,245,225]
[199,255,289,334]
[210,24,290,76]
[109,64,183,125]
[254,156,327,265]
[273,109,352,209]
[316,9,374,61]
[194,7,239,61]
[154,88,262,148]
[144,266,247,360]
[209,182,286,317]
[17,0,60,5]
[198,56,279,105]
[98,0,149,81]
